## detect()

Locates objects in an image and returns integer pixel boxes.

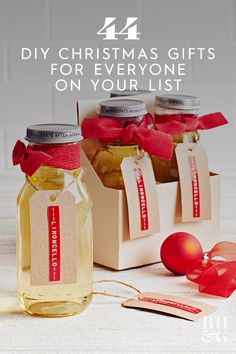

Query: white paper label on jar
[29,190,78,286]
[175,143,211,222]
[121,155,160,239]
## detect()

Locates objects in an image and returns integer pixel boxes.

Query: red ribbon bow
[12,140,81,176]
[81,114,173,160]
[155,112,228,135]
[186,241,236,298]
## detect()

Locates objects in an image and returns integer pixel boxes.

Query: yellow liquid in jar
[91,144,138,189]
[151,131,199,183]
[16,166,93,317]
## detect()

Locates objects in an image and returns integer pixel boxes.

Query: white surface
[1,0,236,176]
[0,176,236,353]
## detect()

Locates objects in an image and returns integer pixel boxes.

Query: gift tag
[122,292,217,321]
[121,155,160,239]
[29,190,78,286]
[64,173,83,204]
[175,143,211,222]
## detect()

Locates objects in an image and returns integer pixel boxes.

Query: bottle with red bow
[82,99,173,190]
[13,124,93,317]
[152,94,200,182]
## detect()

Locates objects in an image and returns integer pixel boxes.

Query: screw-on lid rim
[25,124,83,144]
[99,99,147,117]
[155,94,200,110]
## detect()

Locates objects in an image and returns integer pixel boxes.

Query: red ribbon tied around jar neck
[12,140,81,176]
[186,241,236,298]
[81,114,173,160]
[155,112,228,135]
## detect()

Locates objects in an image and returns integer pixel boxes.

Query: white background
[0,0,236,177]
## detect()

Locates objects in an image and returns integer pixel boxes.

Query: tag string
[93,280,142,300]
[25,169,84,200]
[134,149,147,164]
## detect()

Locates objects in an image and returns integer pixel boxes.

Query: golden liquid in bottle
[151,131,199,183]
[91,144,138,189]
[16,166,93,317]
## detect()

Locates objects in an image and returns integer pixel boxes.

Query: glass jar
[91,99,148,189]
[151,94,200,183]
[15,124,93,317]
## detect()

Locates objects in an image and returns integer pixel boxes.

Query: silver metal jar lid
[99,99,147,117]
[110,89,151,98]
[155,94,200,110]
[25,124,83,144]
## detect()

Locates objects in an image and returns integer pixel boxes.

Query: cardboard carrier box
[78,94,221,270]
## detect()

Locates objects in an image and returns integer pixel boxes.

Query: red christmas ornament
[160,232,204,275]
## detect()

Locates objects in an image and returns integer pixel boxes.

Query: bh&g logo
[97,17,140,40]
[201,316,228,344]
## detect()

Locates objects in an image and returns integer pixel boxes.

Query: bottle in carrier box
[81,99,173,189]
[91,99,149,189]
[151,95,200,183]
